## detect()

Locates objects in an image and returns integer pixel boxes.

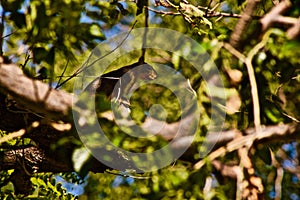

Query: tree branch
[194,123,300,170]
[1,58,299,197]
[229,0,259,49]
[260,0,300,39]
[260,0,292,31]
[0,61,74,121]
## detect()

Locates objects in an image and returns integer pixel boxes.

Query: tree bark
[0,62,74,121]
[1,60,299,195]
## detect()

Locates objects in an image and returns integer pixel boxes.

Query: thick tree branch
[0,144,110,194]
[1,61,299,154]
[260,0,292,31]
[1,58,299,197]
[0,94,40,132]
[194,123,300,170]
[212,160,240,179]
[0,61,74,121]
[0,145,109,173]
[229,0,259,49]
[260,0,300,39]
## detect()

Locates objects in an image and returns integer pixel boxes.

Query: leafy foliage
[0,0,299,199]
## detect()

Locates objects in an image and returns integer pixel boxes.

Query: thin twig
[206,12,242,18]
[141,1,149,61]
[0,121,39,145]
[1,31,17,39]
[275,166,283,200]
[236,152,244,200]
[270,151,283,200]
[105,170,150,179]
[55,59,69,89]
[194,123,298,170]
[149,6,261,19]
[147,7,180,15]
[246,30,274,129]
[198,5,261,19]
[223,43,246,62]
[205,0,213,16]
[165,0,179,9]
[245,58,261,129]
[56,21,138,88]
[0,11,4,56]
[194,133,256,170]
[223,39,263,130]
[0,129,25,145]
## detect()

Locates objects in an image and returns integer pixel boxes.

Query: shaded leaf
[257,146,272,165]
[1,0,23,12]
[136,0,147,15]
[32,47,48,64]
[9,12,26,28]
[45,47,55,66]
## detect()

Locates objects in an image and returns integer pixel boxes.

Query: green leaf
[30,177,39,185]
[1,0,23,12]
[89,24,103,38]
[37,178,48,188]
[72,147,91,177]
[10,12,26,28]
[32,47,48,64]
[257,146,272,165]
[45,47,55,66]
[95,93,111,113]
[180,2,212,29]
[180,2,205,17]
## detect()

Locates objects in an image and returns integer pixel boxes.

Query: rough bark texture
[0,60,299,195]
[0,62,74,121]
[229,0,259,50]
